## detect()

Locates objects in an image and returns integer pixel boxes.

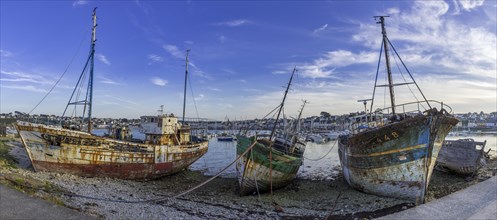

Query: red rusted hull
[31,156,203,179]
[16,121,208,180]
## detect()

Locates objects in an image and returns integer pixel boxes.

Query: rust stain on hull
[236,136,304,196]
[339,111,459,203]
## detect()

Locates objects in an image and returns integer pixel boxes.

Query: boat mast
[291,100,307,143]
[182,49,190,124]
[269,67,296,141]
[376,16,396,115]
[87,7,97,133]
[292,100,307,134]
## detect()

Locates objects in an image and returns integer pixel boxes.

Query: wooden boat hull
[338,113,458,203]
[236,136,302,196]
[437,139,488,175]
[15,122,208,180]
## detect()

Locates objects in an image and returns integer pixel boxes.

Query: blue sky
[1,0,496,120]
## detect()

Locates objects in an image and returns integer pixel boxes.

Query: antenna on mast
[357,99,372,114]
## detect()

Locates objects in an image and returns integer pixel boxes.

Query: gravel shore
[2,140,496,219]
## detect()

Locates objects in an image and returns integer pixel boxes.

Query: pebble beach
[1,139,496,219]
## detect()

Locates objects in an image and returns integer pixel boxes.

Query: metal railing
[348,100,454,134]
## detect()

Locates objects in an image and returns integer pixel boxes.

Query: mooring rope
[32,141,260,204]
[167,141,257,200]
[303,140,337,161]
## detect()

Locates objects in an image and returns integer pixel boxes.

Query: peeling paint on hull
[236,136,303,196]
[338,113,458,203]
[16,122,208,180]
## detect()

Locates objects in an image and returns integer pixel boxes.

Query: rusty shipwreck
[236,68,307,196]
[337,16,458,204]
[436,138,489,176]
[15,8,208,180]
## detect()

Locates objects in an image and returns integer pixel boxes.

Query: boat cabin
[140,114,191,145]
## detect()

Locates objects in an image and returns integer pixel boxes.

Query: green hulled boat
[236,68,307,196]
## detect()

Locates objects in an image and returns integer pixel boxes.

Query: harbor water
[92,128,496,180]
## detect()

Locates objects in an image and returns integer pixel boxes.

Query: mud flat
[1,139,496,219]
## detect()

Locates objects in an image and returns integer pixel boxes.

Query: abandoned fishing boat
[337,16,459,204]
[236,68,307,196]
[436,139,489,176]
[15,8,208,180]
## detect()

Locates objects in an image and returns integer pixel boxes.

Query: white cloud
[299,66,336,79]
[222,69,237,75]
[387,7,400,14]
[192,69,212,80]
[2,85,47,93]
[313,24,328,33]
[101,94,139,105]
[256,1,496,116]
[189,62,213,80]
[147,54,163,64]
[243,88,262,92]
[208,87,221,92]
[162,44,184,59]
[349,1,496,80]
[272,70,288,75]
[294,50,377,79]
[0,49,13,57]
[319,50,377,67]
[451,0,462,15]
[457,0,485,11]
[213,19,252,27]
[482,2,497,22]
[96,54,111,65]
[151,77,168,86]
[97,75,123,85]
[0,70,53,84]
[72,0,89,8]
[195,94,205,101]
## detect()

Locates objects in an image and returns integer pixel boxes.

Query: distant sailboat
[236,68,307,195]
[337,16,459,204]
[15,8,208,180]
[217,117,236,142]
